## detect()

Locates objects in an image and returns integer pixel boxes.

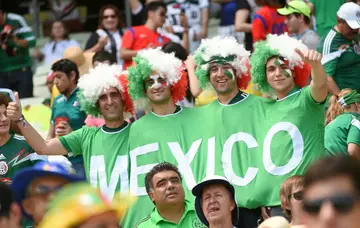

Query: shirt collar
[227,91,248,105]
[62,87,79,101]
[151,200,194,225]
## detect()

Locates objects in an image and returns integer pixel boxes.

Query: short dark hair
[304,156,360,194]
[0,93,10,107]
[92,50,116,65]
[0,182,13,217]
[145,162,182,195]
[162,42,188,61]
[293,13,311,25]
[51,59,80,84]
[146,1,167,17]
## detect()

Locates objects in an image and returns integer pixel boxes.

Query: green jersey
[51,88,86,164]
[59,122,130,200]
[135,200,206,228]
[0,13,36,72]
[308,0,345,39]
[325,113,360,156]
[318,28,360,92]
[0,134,46,181]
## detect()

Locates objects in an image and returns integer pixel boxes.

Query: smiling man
[136,162,205,228]
[6,64,134,200]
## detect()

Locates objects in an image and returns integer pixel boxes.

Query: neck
[0,132,11,146]
[218,89,239,104]
[145,20,157,32]
[152,101,177,116]
[157,202,185,223]
[290,216,303,226]
[53,37,63,42]
[64,85,77,98]
[107,28,117,32]
[296,24,309,36]
[104,118,124,129]
[209,219,233,228]
[276,84,295,100]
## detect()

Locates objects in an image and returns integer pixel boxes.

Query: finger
[295,48,305,60]
[14,92,20,105]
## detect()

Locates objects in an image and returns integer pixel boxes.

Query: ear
[149,191,156,204]
[70,71,77,83]
[21,198,34,217]
[9,203,22,225]
[230,200,236,211]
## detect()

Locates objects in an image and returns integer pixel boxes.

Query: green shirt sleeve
[348,118,360,146]
[14,17,36,48]
[302,86,325,107]
[58,128,84,156]
[323,59,338,77]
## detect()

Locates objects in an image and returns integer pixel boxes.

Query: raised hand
[295,48,322,67]
[6,92,22,121]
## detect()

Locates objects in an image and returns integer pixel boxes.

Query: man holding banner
[250,34,327,217]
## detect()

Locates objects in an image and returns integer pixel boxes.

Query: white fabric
[96,29,123,67]
[337,2,360,29]
[42,39,80,65]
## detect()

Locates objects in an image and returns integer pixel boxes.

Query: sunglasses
[289,191,303,201]
[303,193,359,215]
[103,14,116,19]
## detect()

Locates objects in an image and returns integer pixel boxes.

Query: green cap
[277,0,311,18]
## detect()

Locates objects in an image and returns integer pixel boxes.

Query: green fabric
[338,90,360,107]
[135,200,206,228]
[0,13,36,72]
[0,134,45,181]
[308,0,345,38]
[317,28,360,92]
[123,88,325,227]
[58,122,130,201]
[325,113,360,156]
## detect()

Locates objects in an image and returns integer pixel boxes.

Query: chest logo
[0,154,6,160]
[0,161,9,175]
[353,44,360,55]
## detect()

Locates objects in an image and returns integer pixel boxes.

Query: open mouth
[208,206,220,214]
[217,79,227,83]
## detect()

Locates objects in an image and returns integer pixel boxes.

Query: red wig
[236,60,251,90]
[118,74,135,115]
[171,65,189,103]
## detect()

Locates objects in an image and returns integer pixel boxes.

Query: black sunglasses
[303,193,359,215]
[289,191,303,201]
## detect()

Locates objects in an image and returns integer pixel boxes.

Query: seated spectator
[85,5,124,66]
[92,50,116,67]
[0,182,22,228]
[302,156,360,228]
[38,183,135,228]
[48,0,79,21]
[33,20,80,65]
[11,161,82,227]
[120,1,171,69]
[277,0,320,50]
[318,2,360,95]
[325,89,360,158]
[192,175,239,228]
[280,175,304,226]
[135,162,204,227]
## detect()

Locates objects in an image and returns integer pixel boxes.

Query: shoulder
[134,215,152,228]
[319,29,339,54]
[7,13,27,25]
[12,135,32,147]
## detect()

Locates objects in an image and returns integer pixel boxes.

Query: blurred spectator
[235,0,260,51]
[33,20,80,65]
[307,0,345,38]
[0,182,22,228]
[277,0,320,50]
[192,175,239,228]
[91,50,116,67]
[85,5,124,66]
[129,0,160,26]
[318,2,360,96]
[48,59,87,178]
[0,8,36,98]
[280,175,304,226]
[38,183,135,228]
[0,94,46,184]
[48,0,79,21]
[347,0,360,4]
[258,216,291,228]
[215,0,244,43]
[120,1,171,69]
[325,89,360,158]
[11,161,82,227]
[302,156,360,228]
[252,0,288,43]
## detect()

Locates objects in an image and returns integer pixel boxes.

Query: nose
[317,202,337,226]
[0,113,6,121]
[106,96,114,105]
[275,67,282,77]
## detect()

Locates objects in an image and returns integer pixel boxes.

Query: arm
[327,76,341,95]
[129,0,142,14]
[180,12,189,53]
[185,56,202,97]
[252,13,267,42]
[120,48,138,60]
[14,16,36,48]
[6,92,68,155]
[46,123,56,140]
[348,143,360,159]
[235,9,252,32]
[200,7,209,39]
[120,29,137,60]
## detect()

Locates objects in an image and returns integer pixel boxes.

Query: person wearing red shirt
[252,0,288,43]
[120,1,171,69]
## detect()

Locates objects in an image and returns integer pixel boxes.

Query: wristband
[14,115,27,127]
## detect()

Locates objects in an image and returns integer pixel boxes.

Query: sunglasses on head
[103,15,116,19]
[289,191,303,201]
[303,193,359,215]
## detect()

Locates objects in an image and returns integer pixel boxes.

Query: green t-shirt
[0,134,46,181]
[59,122,130,200]
[318,28,360,92]
[308,0,345,39]
[0,13,36,72]
[51,88,86,164]
[325,112,360,156]
[135,200,206,228]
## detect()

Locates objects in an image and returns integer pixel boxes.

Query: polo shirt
[135,200,206,228]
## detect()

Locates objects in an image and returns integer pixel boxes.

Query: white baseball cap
[337,2,360,29]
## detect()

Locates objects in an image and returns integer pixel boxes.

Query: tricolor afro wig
[77,64,134,119]
[250,34,312,93]
[127,48,188,111]
[194,36,251,90]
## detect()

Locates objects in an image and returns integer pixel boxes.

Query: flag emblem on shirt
[0,154,6,160]
[0,161,8,175]
[73,101,79,107]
